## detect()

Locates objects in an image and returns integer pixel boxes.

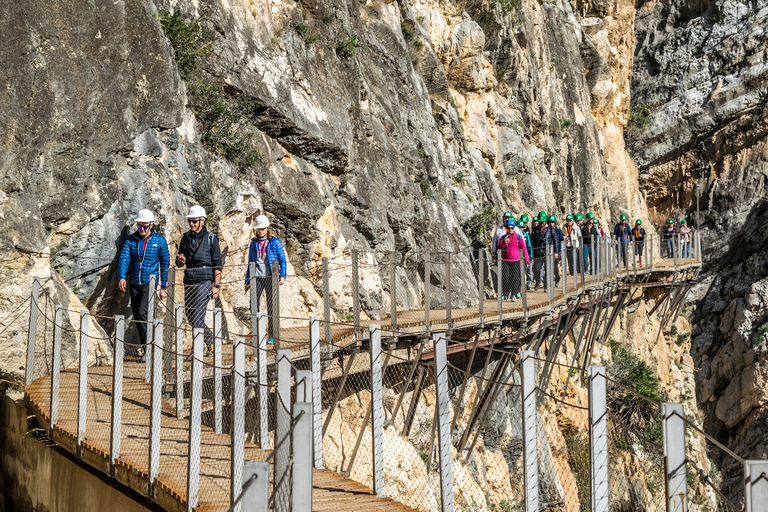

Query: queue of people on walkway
[117,206,286,359]
[487,210,695,298]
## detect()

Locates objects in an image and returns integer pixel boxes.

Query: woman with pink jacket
[497,218,531,301]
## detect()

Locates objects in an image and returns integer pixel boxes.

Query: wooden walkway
[24,257,699,512]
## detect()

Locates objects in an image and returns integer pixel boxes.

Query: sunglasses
[137,224,151,230]
[188,218,203,225]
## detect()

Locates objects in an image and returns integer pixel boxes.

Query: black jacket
[581,224,598,245]
[178,227,222,284]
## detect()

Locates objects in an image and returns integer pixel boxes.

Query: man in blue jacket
[613,214,633,267]
[118,209,170,358]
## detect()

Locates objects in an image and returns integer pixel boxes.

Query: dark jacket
[118,231,170,287]
[543,225,564,254]
[581,224,598,245]
[632,226,646,241]
[613,223,632,242]
[531,226,547,258]
[663,226,676,240]
[178,227,222,284]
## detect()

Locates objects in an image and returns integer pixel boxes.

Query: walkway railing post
[25,277,40,386]
[662,403,687,512]
[257,312,269,448]
[573,234,579,292]
[520,258,528,321]
[591,234,596,279]
[292,400,313,512]
[187,328,204,512]
[445,251,452,330]
[425,253,431,333]
[390,251,398,333]
[149,319,163,498]
[745,460,768,512]
[77,310,89,458]
[351,249,360,341]
[175,303,184,418]
[546,245,554,306]
[275,349,292,512]
[673,235,678,269]
[49,305,62,440]
[145,275,156,383]
[163,267,175,394]
[249,261,258,339]
[323,257,332,359]
[231,337,246,512]
[478,250,485,322]
[521,350,539,512]
[370,325,384,495]
[562,248,567,298]
[110,315,124,477]
[433,332,455,512]
[243,460,270,512]
[272,261,281,349]
[581,238,587,289]
[588,366,609,512]
[497,249,503,319]
[309,316,324,468]
[213,307,223,434]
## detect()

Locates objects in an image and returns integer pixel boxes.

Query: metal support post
[497,249,503,318]
[591,235,596,279]
[520,258,528,320]
[370,325,384,495]
[149,319,163,497]
[214,308,223,433]
[231,338,246,512]
[242,461,270,512]
[433,332,455,512]
[581,240,587,289]
[309,317,323,468]
[478,250,485,321]
[633,240,637,276]
[673,235,678,269]
[25,277,40,386]
[77,310,89,457]
[163,267,175,394]
[271,261,281,349]
[110,315,124,476]
[745,460,768,512]
[50,306,62,439]
[351,249,360,339]
[145,275,156,383]
[323,258,332,356]
[546,246,554,306]
[425,253,431,332]
[257,312,269,448]
[573,235,579,292]
[390,252,398,333]
[275,349,292,511]
[175,303,184,418]
[187,328,204,512]
[562,249,567,298]
[589,366,609,512]
[445,251,452,329]
[650,235,654,272]
[521,351,539,512]
[249,261,258,336]
[292,401,313,512]
[662,403,687,512]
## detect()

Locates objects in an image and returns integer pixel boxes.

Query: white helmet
[186,205,207,219]
[253,215,270,229]
[134,209,155,223]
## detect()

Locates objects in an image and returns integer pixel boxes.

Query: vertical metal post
[370,325,384,495]
[445,251,452,329]
[49,306,62,439]
[573,235,578,292]
[351,249,360,339]
[497,249,503,318]
[213,307,223,434]
[145,275,156,383]
[546,246,554,306]
[249,261,258,337]
[581,239,587,289]
[292,401,313,512]
[275,349,292,512]
[673,235,678,270]
[271,261,281,349]
[662,403,687,512]
[242,461,270,512]
[697,230,702,262]
[425,253,431,332]
[25,277,40,386]
[625,236,630,275]
[478,250,485,321]
[591,235,596,279]
[521,350,539,512]
[633,239,637,276]
[520,258,528,320]
[149,319,163,497]
[309,316,324,468]
[588,366,609,512]
[650,234,655,272]
[163,267,175,392]
[187,328,204,512]
[745,460,768,512]
[231,337,246,512]
[77,310,89,457]
[257,312,269,448]
[390,251,398,333]
[110,315,124,476]
[175,303,184,418]
[562,249,567,298]
[323,258,332,355]
[433,332,455,512]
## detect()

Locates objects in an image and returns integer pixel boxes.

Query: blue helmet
[505,218,516,226]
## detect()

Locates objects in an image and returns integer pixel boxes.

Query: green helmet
[668,219,674,224]
[503,211,513,219]
[636,219,642,225]
[574,214,584,222]
[538,210,547,219]
[547,215,557,223]
[594,219,600,224]
[516,220,526,228]
[586,212,595,220]
[620,214,627,221]
[566,214,574,220]
[521,214,530,222]
[536,214,547,222]
[681,220,687,224]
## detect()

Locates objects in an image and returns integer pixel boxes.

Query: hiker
[633,220,647,267]
[518,219,534,289]
[117,209,170,358]
[245,214,287,344]
[497,218,530,301]
[663,220,676,258]
[679,220,693,258]
[581,216,599,275]
[563,214,580,276]
[613,214,632,267]
[531,213,548,289]
[492,211,516,258]
[544,215,564,287]
[176,205,222,356]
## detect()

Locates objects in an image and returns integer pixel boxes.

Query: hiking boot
[516,292,522,299]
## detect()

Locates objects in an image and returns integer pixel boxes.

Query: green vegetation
[158,11,261,173]
[563,430,591,510]
[500,0,521,12]
[417,147,426,159]
[627,103,655,133]
[419,452,429,464]
[560,119,572,130]
[452,172,465,184]
[420,179,433,198]
[490,499,523,512]
[676,332,690,345]
[335,32,361,59]
[295,22,318,45]
[461,204,496,244]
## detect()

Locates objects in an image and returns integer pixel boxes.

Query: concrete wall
[0,391,156,512]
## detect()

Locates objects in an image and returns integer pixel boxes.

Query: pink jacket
[497,233,530,265]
